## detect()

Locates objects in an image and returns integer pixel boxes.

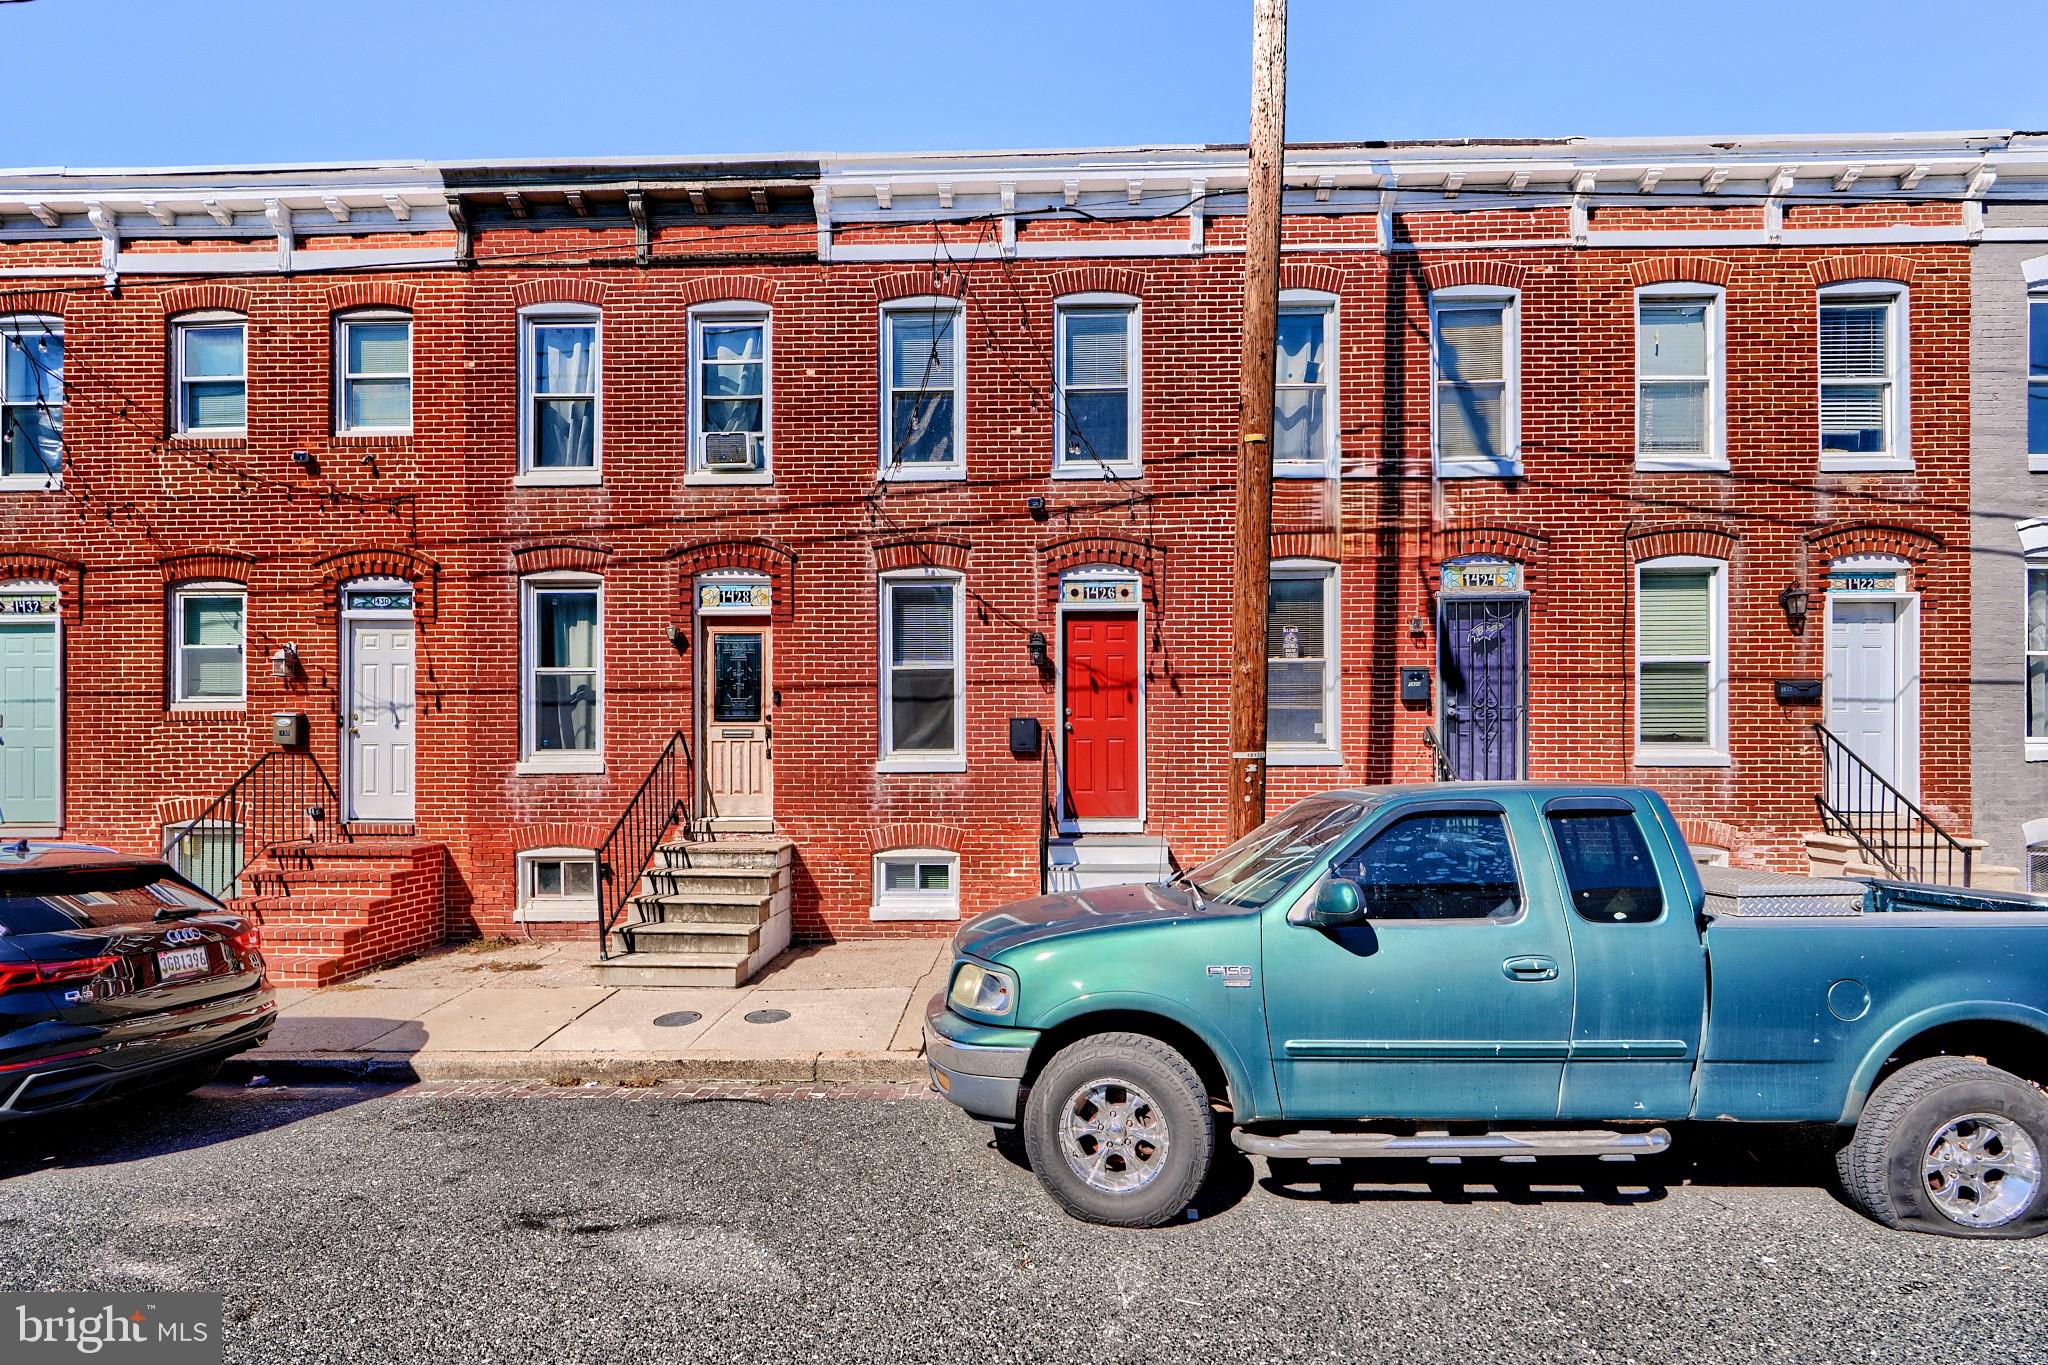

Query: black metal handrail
[1421,725,1456,783]
[1812,722,1973,886]
[162,749,352,901]
[1038,743,1055,896]
[594,731,693,958]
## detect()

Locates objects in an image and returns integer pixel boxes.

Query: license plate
[156,946,210,980]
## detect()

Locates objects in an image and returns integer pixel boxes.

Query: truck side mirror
[1297,876,1366,929]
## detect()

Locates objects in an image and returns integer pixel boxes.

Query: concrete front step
[644,865,784,898]
[654,839,793,872]
[593,951,752,988]
[616,918,761,956]
[633,893,776,926]
[1046,833,1174,891]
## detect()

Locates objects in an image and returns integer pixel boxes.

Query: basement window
[871,849,960,921]
[517,848,598,922]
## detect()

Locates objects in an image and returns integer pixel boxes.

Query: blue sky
[1,0,2041,168]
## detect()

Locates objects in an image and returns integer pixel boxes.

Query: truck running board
[1231,1126,1672,1161]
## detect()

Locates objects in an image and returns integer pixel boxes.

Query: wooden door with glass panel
[703,624,772,821]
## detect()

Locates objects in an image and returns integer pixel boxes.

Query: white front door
[347,618,415,821]
[1827,598,1906,797]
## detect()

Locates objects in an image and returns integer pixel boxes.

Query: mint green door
[0,619,60,826]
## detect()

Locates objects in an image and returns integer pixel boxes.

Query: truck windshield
[1179,796,1375,910]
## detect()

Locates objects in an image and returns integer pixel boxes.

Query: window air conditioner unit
[702,431,756,470]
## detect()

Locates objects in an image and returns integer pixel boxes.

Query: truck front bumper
[923,992,1034,1124]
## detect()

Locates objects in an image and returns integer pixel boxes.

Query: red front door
[1063,612,1140,822]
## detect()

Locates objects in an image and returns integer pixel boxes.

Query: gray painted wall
[1970,201,2048,873]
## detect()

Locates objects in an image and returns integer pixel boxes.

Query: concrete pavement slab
[536,988,741,1052]
[892,956,953,1052]
[406,986,615,1052]
[691,987,911,1057]
[751,941,945,990]
[258,986,472,1054]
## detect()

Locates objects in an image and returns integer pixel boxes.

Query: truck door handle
[1502,956,1558,982]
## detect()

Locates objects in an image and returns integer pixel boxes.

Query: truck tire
[1838,1057,2048,1238]
[1023,1032,1214,1228]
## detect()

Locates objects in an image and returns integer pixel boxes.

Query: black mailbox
[1774,678,1823,705]
[1008,717,1043,757]
[1400,667,1432,705]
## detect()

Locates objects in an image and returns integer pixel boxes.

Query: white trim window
[0,315,62,485]
[1275,295,1335,476]
[1266,560,1340,764]
[1818,283,1910,470]
[2029,290,2047,467]
[172,313,247,435]
[170,582,247,706]
[871,848,961,921]
[517,847,598,922]
[688,304,770,481]
[521,575,603,769]
[879,570,964,771]
[1430,286,1519,477]
[1634,557,1729,766]
[1053,297,1140,477]
[2028,559,2048,760]
[881,299,965,479]
[1636,285,1724,470]
[518,305,600,483]
[335,310,413,435]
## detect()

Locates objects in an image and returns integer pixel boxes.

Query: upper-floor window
[2028,559,2048,756]
[170,582,246,706]
[1430,286,1518,478]
[521,575,602,766]
[1267,561,1339,763]
[1275,297,1334,476]
[518,306,599,483]
[173,314,247,435]
[336,311,412,435]
[1819,284,1909,470]
[879,570,964,770]
[881,300,965,479]
[0,316,61,485]
[1635,557,1728,766]
[2029,291,2046,462]
[688,305,768,480]
[1054,299,1139,477]
[1636,286,1723,470]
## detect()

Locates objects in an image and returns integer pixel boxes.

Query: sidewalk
[234,938,950,1085]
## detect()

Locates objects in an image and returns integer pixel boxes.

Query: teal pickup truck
[925,784,2048,1237]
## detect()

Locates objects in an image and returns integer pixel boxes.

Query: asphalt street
[2,1083,2045,1365]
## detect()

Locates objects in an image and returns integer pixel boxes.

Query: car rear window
[0,867,219,936]
[1548,809,1665,924]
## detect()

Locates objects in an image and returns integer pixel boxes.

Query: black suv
[0,843,275,1119]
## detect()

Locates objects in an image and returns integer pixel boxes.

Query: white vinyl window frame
[1429,284,1520,479]
[2028,285,2048,473]
[877,567,966,773]
[171,311,248,437]
[334,309,414,436]
[518,572,605,774]
[870,847,962,922]
[0,314,63,489]
[1634,283,1726,472]
[516,846,599,922]
[1633,555,1730,767]
[879,297,967,482]
[1265,558,1341,766]
[515,303,603,486]
[1052,294,1142,479]
[1274,292,1338,478]
[2022,520,2048,761]
[1817,281,1912,473]
[685,301,773,486]
[168,580,248,708]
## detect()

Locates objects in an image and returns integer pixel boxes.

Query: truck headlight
[949,962,1015,1018]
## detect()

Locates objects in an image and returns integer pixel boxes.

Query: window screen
[1548,809,1665,924]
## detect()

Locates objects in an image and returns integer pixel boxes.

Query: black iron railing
[1812,722,1973,886]
[1038,743,1056,896]
[1421,725,1456,783]
[162,750,351,901]
[594,731,693,958]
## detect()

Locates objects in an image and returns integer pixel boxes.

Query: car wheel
[1022,1032,1213,1228]
[1838,1057,2048,1238]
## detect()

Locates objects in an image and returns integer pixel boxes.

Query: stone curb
[222,1049,929,1087]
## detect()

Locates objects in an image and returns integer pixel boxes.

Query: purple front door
[1439,597,1527,780]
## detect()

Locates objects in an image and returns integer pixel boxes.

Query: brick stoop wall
[233,839,450,987]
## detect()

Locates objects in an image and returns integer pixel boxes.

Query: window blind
[1640,663,1710,745]
[1819,303,1888,379]
[1639,570,1711,655]
[1063,312,1128,387]
[891,312,957,389]
[347,323,410,376]
[890,583,955,664]
[1267,577,1325,659]
[183,326,244,378]
[1638,303,1707,376]
[1435,306,1504,383]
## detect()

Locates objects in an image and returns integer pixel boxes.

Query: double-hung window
[170,583,246,706]
[522,577,602,767]
[881,301,964,478]
[1819,285,1908,469]
[2029,291,2047,468]
[1054,300,1139,476]
[879,571,963,770]
[871,849,961,921]
[1636,288,1722,469]
[689,305,769,478]
[1431,288,1517,477]
[519,307,600,481]
[173,314,247,435]
[336,311,412,434]
[2028,561,2048,757]
[1635,559,1728,765]
[0,316,61,484]
[1267,562,1339,763]
[1275,299,1334,475]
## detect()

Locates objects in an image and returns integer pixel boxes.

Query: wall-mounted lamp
[1027,630,1050,672]
[269,643,301,679]
[290,449,313,467]
[1026,495,1049,523]
[1778,583,1811,631]
[667,623,688,653]
[1408,615,1427,639]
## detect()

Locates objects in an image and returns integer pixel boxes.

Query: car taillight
[228,924,263,967]
[0,954,122,996]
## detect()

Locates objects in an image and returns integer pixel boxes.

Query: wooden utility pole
[1228,0,1286,839]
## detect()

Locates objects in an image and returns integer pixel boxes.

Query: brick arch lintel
[155,795,219,828]
[313,546,441,622]
[1272,528,1341,562]
[678,274,777,308]
[1278,263,1344,296]
[161,283,254,317]
[868,822,966,855]
[0,289,70,319]
[1047,266,1147,300]
[0,550,82,621]
[1810,254,1918,287]
[1039,534,1159,628]
[504,820,608,855]
[510,278,608,309]
[1804,521,1943,584]
[511,543,612,576]
[1420,259,1527,293]
[1624,522,1741,563]
[1676,816,1746,854]
[327,281,418,313]
[670,537,798,625]
[873,538,971,574]
[159,549,256,584]
[872,270,965,303]
[1628,256,1734,289]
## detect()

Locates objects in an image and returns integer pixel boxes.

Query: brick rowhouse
[0,132,2037,982]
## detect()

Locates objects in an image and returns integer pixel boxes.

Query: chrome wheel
[1058,1077,1171,1195]
[1923,1113,2043,1229]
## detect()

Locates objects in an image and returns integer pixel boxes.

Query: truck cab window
[1335,812,1522,921]
[1548,809,1664,924]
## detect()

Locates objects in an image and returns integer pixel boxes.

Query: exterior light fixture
[269,643,300,679]
[1026,496,1049,523]
[1778,584,1811,631]
[1027,630,1050,671]
[667,623,688,652]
